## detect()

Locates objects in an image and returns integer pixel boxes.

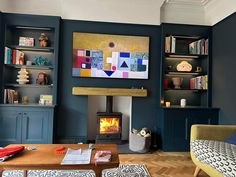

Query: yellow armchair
[190,124,236,177]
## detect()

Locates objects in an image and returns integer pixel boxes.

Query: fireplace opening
[96,96,122,144]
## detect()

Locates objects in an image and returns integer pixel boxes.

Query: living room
[0,0,236,177]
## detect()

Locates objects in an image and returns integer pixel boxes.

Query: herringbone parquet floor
[119,151,209,177]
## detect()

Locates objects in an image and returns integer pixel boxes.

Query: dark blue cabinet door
[21,108,53,144]
[163,109,188,151]
[0,108,21,146]
[162,108,219,152]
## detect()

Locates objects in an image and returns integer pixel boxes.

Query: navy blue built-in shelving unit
[0,13,60,146]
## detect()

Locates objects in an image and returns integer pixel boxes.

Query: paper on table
[61,148,92,165]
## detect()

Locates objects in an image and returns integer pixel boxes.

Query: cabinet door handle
[23,113,27,115]
[185,118,188,140]
[208,118,211,124]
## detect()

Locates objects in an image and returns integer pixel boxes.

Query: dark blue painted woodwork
[56,20,161,144]
[160,108,219,151]
[212,12,236,125]
[0,106,53,146]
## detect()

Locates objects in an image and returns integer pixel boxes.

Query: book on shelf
[190,75,208,90]
[94,150,112,163]
[4,89,19,104]
[165,36,176,53]
[4,47,24,65]
[189,38,208,55]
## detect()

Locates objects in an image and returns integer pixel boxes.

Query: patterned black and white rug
[2,164,151,177]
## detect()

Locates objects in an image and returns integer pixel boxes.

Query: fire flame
[100,118,119,134]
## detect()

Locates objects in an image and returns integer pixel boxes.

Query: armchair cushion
[191,140,236,177]
[225,133,236,145]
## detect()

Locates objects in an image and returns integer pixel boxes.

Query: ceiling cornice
[164,0,212,7]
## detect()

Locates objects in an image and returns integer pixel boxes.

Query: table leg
[23,170,27,177]
[0,170,3,177]
[94,168,101,177]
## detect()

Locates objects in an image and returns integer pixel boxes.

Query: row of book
[165,36,209,55]
[4,89,19,104]
[165,36,176,53]
[189,38,208,55]
[190,75,208,90]
[4,47,25,65]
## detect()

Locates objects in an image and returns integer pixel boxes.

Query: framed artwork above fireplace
[72,32,149,79]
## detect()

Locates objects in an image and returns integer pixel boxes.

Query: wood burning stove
[96,96,122,144]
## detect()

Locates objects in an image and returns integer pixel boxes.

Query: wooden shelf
[5,64,54,70]
[72,87,147,97]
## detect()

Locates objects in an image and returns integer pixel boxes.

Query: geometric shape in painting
[86,57,91,62]
[123,71,128,78]
[91,57,103,70]
[121,61,128,68]
[137,58,142,65]
[81,63,91,69]
[118,57,130,71]
[137,64,146,72]
[85,50,90,56]
[72,68,80,76]
[91,50,103,58]
[104,70,114,77]
[107,57,113,64]
[130,64,138,71]
[104,63,111,70]
[112,66,117,71]
[130,58,135,65]
[82,63,86,69]
[120,52,130,58]
[77,49,84,56]
[80,69,91,77]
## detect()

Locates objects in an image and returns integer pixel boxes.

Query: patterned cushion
[2,170,95,177]
[102,164,151,177]
[191,140,236,177]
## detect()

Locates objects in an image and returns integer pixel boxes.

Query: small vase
[172,77,183,89]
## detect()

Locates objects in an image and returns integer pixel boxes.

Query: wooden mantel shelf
[72,87,147,97]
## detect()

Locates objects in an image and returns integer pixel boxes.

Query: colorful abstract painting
[72,32,149,79]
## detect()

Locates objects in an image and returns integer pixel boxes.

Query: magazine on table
[61,148,92,165]
[94,150,112,163]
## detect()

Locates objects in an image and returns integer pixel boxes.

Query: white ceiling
[0,0,235,25]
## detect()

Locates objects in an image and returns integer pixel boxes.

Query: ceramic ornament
[16,68,29,84]
[176,61,192,72]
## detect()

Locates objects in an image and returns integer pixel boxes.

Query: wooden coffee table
[0,144,119,177]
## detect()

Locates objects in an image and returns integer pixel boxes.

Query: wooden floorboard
[119,151,209,177]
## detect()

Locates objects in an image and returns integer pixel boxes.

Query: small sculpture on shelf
[38,33,48,47]
[36,72,48,85]
[16,68,29,84]
[34,56,49,66]
[172,77,183,89]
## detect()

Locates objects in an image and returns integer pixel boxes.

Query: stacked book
[165,36,176,53]
[189,39,208,55]
[4,47,25,65]
[190,75,208,90]
[4,89,19,104]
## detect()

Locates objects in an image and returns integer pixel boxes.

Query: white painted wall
[87,96,131,141]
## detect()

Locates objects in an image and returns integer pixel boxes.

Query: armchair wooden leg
[194,166,201,177]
